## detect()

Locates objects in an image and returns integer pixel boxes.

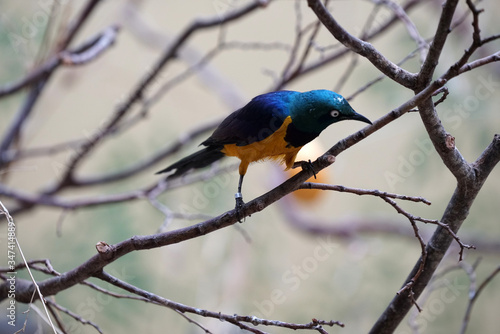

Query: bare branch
[371,0,428,63]
[0,181,154,209]
[59,25,120,66]
[432,86,449,107]
[458,51,500,74]
[460,265,500,334]
[1,1,499,333]
[370,135,500,334]
[307,0,417,89]
[0,25,120,98]
[0,1,115,170]
[299,183,431,204]
[0,57,58,98]
[45,299,103,334]
[417,0,459,88]
[74,120,218,186]
[55,0,268,189]
[278,0,323,88]
[57,0,105,51]
[94,271,344,333]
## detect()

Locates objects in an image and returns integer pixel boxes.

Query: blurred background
[1,0,499,333]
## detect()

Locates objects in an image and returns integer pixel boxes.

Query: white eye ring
[331,110,340,117]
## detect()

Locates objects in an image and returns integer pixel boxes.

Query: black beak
[351,111,372,125]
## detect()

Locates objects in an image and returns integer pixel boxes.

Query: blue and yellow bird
[157,90,371,210]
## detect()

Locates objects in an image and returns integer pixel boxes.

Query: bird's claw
[295,159,316,179]
[235,192,245,222]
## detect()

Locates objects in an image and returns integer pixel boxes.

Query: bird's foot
[235,192,245,223]
[293,159,316,179]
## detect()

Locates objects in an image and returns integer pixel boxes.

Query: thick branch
[417,98,473,182]
[370,134,500,333]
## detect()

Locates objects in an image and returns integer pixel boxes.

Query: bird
[156,89,371,213]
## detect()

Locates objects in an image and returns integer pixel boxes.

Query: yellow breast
[221,116,302,175]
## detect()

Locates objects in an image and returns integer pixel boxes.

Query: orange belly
[221,116,302,175]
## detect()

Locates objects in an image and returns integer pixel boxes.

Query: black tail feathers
[156,146,225,178]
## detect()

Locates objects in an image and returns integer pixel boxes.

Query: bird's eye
[330,110,340,118]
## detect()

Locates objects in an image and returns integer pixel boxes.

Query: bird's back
[202,91,299,147]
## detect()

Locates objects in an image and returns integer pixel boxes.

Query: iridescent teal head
[289,90,371,135]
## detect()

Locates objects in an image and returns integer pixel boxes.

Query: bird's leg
[292,159,317,179]
[235,174,245,221]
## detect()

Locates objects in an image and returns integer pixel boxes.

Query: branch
[57,0,104,51]
[1,0,267,216]
[280,0,421,88]
[299,183,431,204]
[417,40,500,183]
[55,0,268,189]
[45,299,103,334]
[279,1,323,88]
[417,0,459,88]
[460,265,500,334]
[0,25,120,98]
[0,162,237,214]
[59,25,120,66]
[2,70,439,212]
[73,120,218,186]
[0,182,154,210]
[371,0,428,63]
[95,271,343,333]
[418,99,473,182]
[307,0,417,89]
[0,0,111,169]
[369,134,500,334]
[0,69,452,303]
[458,51,500,75]
[375,9,500,314]
[471,134,500,185]
[298,183,475,262]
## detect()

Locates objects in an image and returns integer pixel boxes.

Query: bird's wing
[202,93,293,147]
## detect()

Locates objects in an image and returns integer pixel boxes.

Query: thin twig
[95,271,344,333]
[45,299,103,334]
[299,183,431,204]
[460,265,500,334]
[371,0,428,63]
[307,0,417,89]
[383,196,427,311]
[45,301,68,334]
[432,86,449,107]
[0,3,112,98]
[56,0,267,190]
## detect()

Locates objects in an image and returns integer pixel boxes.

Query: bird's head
[290,90,371,134]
